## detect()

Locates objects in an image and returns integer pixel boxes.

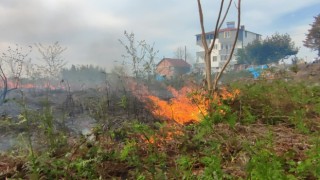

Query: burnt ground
[0,76,170,152]
[0,62,319,178]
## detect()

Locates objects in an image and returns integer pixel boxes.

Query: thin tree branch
[197,0,209,52]
[209,0,225,52]
[213,0,241,91]
[218,0,233,30]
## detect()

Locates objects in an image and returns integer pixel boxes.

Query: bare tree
[36,41,67,80]
[196,0,240,91]
[174,46,194,62]
[213,1,241,91]
[0,44,32,105]
[119,31,158,79]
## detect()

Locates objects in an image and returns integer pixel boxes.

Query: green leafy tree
[303,14,320,56]
[236,33,298,65]
[235,48,248,64]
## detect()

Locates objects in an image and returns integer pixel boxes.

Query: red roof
[196,28,237,36]
[157,58,191,67]
[196,27,261,36]
[218,27,237,32]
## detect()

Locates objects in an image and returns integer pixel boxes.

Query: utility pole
[185,45,187,62]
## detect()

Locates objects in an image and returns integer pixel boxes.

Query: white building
[195,22,261,73]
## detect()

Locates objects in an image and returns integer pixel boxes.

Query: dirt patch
[294,63,320,83]
[0,154,26,179]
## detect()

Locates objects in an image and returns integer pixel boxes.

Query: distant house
[195,21,262,73]
[156,58,191,79]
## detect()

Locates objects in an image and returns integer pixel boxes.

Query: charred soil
[0,65,319,179]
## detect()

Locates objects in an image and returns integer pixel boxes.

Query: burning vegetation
[1,36,320,180]
[1,68,320,179]
[146,86,240,124]
[147,86,207,124]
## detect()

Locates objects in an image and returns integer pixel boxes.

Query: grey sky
[0,0,319,71]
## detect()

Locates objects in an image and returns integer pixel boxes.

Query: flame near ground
[146,86,240,124]
[147,86,207,124]
[123,78,240,125]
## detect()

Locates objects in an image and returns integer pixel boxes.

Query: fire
[147,86,207,124]
[142,123,184,145]
[1,80,63,90]
[124,78,240,125]
[147,86,240,124]
[217,87,240,102]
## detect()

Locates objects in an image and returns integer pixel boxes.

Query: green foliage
[233,80,320,130]
[290,110,309,134]
[247,149,286,179]
[303,14,320,56]
[200,155,224,179]
[118,95,128,109]
[120,140,137,161]
[69,158,97,179]
[2,78,320,179]
[213,102,237,127]
[86,95,109,120]
[292,137,320,178]
[241,106,256,124]
[245,134,287,179]
[176,155,195,179]
[236,33,298,65]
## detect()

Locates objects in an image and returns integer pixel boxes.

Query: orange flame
[147,86,240,124]
[147,86,207,124]
[0,80,63,90]
[125,78,240,125]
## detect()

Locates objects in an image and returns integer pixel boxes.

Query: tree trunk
[204,52,212,91]
[0,79,8,105]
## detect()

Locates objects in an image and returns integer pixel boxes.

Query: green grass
[1,79,319,179]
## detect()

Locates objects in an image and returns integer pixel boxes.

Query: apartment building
[195,22,261,73]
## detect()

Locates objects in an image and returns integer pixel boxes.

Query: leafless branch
[218,0,233,30]
[213,0,241,91]
[209,0,225,53]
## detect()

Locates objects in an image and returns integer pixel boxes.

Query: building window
[197,35,201,41]
[220,55,229,61]
[212,56,217,62]
[245,31,247,38]
[224,31,230,38]
[256,34,260,40]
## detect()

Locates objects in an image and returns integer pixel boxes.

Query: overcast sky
[1,0,319,71]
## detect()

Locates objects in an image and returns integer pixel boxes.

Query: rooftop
[157,58,191,67]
